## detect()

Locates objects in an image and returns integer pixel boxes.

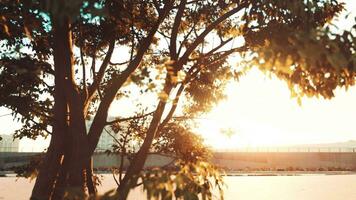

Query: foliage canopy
[0,0,355,199]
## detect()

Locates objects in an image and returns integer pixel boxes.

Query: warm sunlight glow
[196,68,356,149]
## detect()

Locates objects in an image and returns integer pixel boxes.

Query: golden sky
[197,68,356,149]
[196,0,356,149]
[0,0,355,151]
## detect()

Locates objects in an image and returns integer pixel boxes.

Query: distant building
[0,134,20,152]
[87,118,141,152]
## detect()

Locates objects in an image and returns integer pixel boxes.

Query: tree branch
[109,60,129,66]
[152,0,161,14]
[105,111,154,125]
[104,127,121,144]
[176,3,247,70]
[170,0,187,60]
[87,40,115,100]
[177,5,198,57]
[112,168,120,187]
[90,53,96,83]
[80,46,87,96]
[188,37,234,61]
[158,83,185,130]
[87,2,174,155]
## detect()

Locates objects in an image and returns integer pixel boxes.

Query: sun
[195,109,287,150]
[195,67,356,150]
[194,69,303,149]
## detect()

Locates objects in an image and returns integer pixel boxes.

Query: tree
[0,0,355,199]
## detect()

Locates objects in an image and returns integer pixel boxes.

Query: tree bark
[64,88,89,195]
[31,14,90,199]
[30,135,64,200]
[51,153,69,200]
[57,15,90,196]
[30,15,71,200]
[117,82,173,200]
[51,128,73,200]
[86,157,97,195]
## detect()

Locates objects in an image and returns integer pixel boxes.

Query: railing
[0,147,20,152]
[2,147,356,153]
[213,147,356,153]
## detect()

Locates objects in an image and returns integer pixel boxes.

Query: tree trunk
[31,14,85,200]
[51,153,69,200]
[51,131,72,200]
[30,135,64,200]
[64,87,89,195]
[117,83,173,200]
[86,157,97,195]
[30,16,71,200]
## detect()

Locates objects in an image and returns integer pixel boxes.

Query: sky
[195,0,356,149]
[0,0,355,151]
[196,0,356,149]
[196,68,356,149]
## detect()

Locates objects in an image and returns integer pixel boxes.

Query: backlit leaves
[141,161,224,200]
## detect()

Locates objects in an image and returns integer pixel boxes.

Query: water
[223,175,356,200]
[1,174,356,199]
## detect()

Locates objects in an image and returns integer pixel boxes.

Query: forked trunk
[31,14,90,199]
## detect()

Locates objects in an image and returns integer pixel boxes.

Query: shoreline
[224,170,356,176]
[2,170,356,178]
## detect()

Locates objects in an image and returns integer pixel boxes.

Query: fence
[213,147,356,153]
[2,147,356,153]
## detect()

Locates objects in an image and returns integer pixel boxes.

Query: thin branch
[97,87,103,101]
[129,22,135,62]
[177,2,198,57]
[187,46,247,85]
[156,46,247,130]
[118,141,126,182]
[158,84,185,130]
[0,112,12,118]
[157,29,171,39]
[192,37,234,61]
[170,0,187,60]
[29,108,53,122]
[80,46,87,93]
[158,39,237,131]
[210,45,248,59]
[79,19,87,95]
[177,24,195,57]
[152,0,161,14]
[29,118,52,135]
[176,3,247,70]
[87,2,174,155]
[104,127,120,144]
[105,111,154,125]
[90,53,96,82]
[157,30,171,48]
[173,0,200,9]
[112,168,120,187]
[109,60,129,66]
[88,40,115,100]
[119,153,125,182]
[135,182,143,187]
[171,115,204,120]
